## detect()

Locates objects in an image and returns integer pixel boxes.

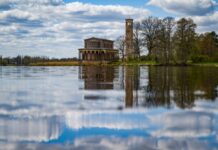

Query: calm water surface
[0,66,218,150]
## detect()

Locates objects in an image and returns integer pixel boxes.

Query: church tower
[125,19,134,59]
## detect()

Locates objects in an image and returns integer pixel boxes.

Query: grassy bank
[192,62,218,67]
[108,60,157,66]
[30,61,80,66]
[110,61,218,67]
[5,60,218,67]
[30,61,115,66]
[29,60,157,66]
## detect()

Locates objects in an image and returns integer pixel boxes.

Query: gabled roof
[84,37,114,42]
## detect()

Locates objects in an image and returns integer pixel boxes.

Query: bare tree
[141,16,161,57]
[133,21,143,58]
[115,36,125,61]
[156,17,175,64]
[164,17,175,64]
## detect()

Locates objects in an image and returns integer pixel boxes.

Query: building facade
[79,37,118,61]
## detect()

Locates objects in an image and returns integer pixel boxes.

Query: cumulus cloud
[66,110,149,130]
[192,11,218,32]
[174,10,218,33]
[1,0,217,58]
[147,0,217,16]
[0,136,214,150]
[147,0,218,34]
[0,0,64,8]
[0,1,150,58]
[0,117,61,142]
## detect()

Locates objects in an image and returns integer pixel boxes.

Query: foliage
[116,16,218,65]
[191,55,210,63]
[0,55,78,66]
[173,18,197,64]
[1,16,218,66]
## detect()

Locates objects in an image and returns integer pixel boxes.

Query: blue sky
[0,0,217,58]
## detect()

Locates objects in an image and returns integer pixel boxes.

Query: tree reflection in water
[145,66,218,109]
[80,66,218,109]
[0,66,218,149]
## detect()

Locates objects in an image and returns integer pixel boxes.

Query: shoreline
[1,61,218,67]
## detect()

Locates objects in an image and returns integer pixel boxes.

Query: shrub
[191,55,210,63]
[140,55,154,61]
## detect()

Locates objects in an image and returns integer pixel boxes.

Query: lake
[0,66,218,150]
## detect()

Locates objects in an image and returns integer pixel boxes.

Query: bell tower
[125,19,134,59]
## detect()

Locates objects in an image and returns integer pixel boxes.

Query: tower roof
[126,18,133,21]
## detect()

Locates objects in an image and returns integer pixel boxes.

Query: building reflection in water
[79,66,115,90]
[79,66,140,107]
[124,66,140,107]
[79,66,117,101]
[79,66,218,109]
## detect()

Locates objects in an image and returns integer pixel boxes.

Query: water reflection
[79,66,218,109]
[0,116,61,142]
[0,66,218,149]
[144,66,218,108]
[124,66,140,107]
[80,66,141,107]
[79,66,115,90]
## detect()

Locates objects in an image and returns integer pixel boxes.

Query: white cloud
[0,9,38,20]
[0,0,64,7]
[0,117,61,142]
[1,0,217,58]
[0,136,213,150]
[66,110,149,130]
[147,0,217,16]
[195,13,218,26]
[183,11,218,33]
[147,0,218,33]
[151,111,214,138]
[0,1,150,58]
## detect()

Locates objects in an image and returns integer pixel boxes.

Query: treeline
[0,55,78,66]
[116,16,218,65]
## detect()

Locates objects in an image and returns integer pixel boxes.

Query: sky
[0,0,218,58]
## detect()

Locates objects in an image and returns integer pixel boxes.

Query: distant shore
[3,61,217,67]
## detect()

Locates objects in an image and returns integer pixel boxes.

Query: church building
[78,19,135,61]
[78,37,118,61]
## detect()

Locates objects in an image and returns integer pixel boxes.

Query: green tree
[200,31,218,57]
[0,55,2,65]
[15,55,22,65]
[23,56,32,65]
[173,18,197,64]
[155,17,175,64]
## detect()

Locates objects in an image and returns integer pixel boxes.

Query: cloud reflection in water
[0,66,218,149]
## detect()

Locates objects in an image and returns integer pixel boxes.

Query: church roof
[84,37,114,42]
